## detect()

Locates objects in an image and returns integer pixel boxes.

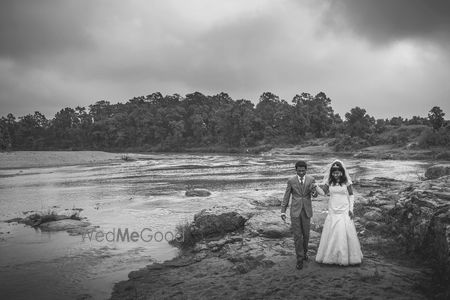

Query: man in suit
[281,160,318,270]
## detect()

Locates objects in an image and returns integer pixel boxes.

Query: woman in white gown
[315,160,363,265]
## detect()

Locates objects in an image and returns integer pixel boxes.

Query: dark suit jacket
[281,174,315,218]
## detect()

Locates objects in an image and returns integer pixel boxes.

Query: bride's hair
[328,161,348,186]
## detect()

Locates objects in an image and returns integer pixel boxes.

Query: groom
[281,160,318,270]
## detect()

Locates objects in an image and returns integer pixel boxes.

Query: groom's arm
[281,179,292,216]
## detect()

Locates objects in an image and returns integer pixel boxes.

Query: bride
[315,159,363,265]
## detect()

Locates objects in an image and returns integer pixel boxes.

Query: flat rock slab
[38,219,91,234]
[425,164,450,179]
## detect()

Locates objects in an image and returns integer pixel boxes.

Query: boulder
[192,210,247,238]
[363,211,385,222]
[364,221,381,230]
[185,189,211,197]
[420,205,450,297]
[425,164,450,180]
[256,224,291,239]
[251,197,281,207]
[244,210,292,238]
[380,204,396,211]
[387,191,442,253]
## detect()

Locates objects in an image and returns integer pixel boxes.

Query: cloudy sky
[1,0,449,119]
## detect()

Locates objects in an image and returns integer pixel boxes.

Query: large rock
[421,205,450,298]
[251,197,281,207]
[192,210,247,238]
[185,189,211,197]
[388,195,438,253]
[256,223,291,238]
[425,164,450,180]
[244,210,291,238]
[363,211,384,222]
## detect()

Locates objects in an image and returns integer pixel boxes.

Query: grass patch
[169,220,197,250]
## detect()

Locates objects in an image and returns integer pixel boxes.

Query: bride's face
[332,170,342,180]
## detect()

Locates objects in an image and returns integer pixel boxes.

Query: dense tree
[308,92,334,137]
[407,116,428,126]
[344,107,375,138]
[291,93,312,138]
[374,119,387,134]
[388,116,404,126]
[1,92,446,152]
[428,106,445,130]
[292,92,336,138]
[13,112,49,149]
[255,92,282,140]
[0,114,17,150]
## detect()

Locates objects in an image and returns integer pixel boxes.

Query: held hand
[310,184,318,198]
[348,211,354,220]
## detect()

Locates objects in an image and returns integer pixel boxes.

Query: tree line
[0,91,447,152]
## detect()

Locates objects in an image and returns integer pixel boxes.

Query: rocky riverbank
[110,165,450,299]
[269,141,450,161]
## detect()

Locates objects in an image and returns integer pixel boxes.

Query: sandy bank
[0,151,123,169]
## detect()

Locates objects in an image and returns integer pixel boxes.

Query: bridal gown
[315,184,363,265]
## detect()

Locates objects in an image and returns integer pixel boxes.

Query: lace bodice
[328,184,350,214]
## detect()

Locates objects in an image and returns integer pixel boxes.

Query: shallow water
[0,153,430,299]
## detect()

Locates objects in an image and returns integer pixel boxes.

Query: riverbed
[0,151,430,299]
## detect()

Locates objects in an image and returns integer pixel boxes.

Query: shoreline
[1,142,447,170]
[0,151,123,169]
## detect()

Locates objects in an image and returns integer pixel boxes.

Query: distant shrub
[372,125,428,146]
[333,134,369,152]
[436,151,450,160]
[418,127,450,148]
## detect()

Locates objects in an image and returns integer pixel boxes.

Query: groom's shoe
[296,261,303,270]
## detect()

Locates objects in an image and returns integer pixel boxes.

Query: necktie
[300,177,303,185]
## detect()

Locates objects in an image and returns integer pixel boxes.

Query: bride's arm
[315,183,328,196]
[347,184,355,218]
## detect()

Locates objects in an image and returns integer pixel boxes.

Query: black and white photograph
[0,0,449,299]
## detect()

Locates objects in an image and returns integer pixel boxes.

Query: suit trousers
[291,208,310,261]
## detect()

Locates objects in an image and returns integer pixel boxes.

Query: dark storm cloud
[168,15,285,92]
[75,9,290,95]
[0,0,95,61]
[323,0,450,46]
[0,0,449,119]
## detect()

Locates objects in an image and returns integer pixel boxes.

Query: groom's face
[296,166,306,178]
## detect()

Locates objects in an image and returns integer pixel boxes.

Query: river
[0,152,430,299]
